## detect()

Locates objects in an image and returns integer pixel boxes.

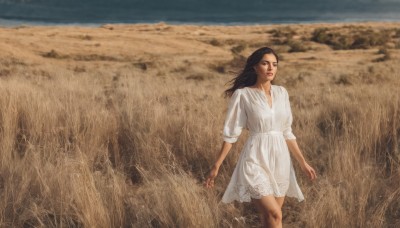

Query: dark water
[0,0,400,25]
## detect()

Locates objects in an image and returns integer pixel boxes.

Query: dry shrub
[374,48,392,62]
[231,43,246,55]
[269,27,297,38]
[132,62,148,70]
[41,50,121,62]
[73,54,120,62]
[0,69,11,77]
[209,63,226,74]
[394,29,400,38]
[311,27,391,50]
[269,27,297,45]
[210,55,247,75]
[42,50,65,59]
[186,74,205,81]
[334,74,354,85]
[0,57,28,67]
[76,34,93,40]
[227,55,247,71]
[209,38,223,47]
[287,39,308,53]
[395,40,400,49]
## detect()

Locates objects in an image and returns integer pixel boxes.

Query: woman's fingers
[308,167,317,180]
[204,176,215,188]
[204,167,218,188]
[310,170,314,180]
[205,179,214,188]
[303,163,317,181]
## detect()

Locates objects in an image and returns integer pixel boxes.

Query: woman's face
[253,53,278,82]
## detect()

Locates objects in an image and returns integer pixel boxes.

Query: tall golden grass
[0,23,399,227]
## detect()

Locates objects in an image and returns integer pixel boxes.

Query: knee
[264,209,282,224]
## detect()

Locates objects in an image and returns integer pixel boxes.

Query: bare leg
[252,195,283,228]
[275,196,285,209]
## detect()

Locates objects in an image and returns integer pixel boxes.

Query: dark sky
[0,0,399,24]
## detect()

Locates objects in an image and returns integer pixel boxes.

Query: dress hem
[221,193,305,204]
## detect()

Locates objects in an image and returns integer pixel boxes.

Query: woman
[204,47,317,228]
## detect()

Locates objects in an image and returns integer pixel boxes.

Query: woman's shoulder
[272,85,291,99]
[228,87,250,103]
[231,87,247,96]
[272,84,288,92]
[271,84,284,90]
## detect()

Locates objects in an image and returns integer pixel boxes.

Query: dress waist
[249,130,283,136]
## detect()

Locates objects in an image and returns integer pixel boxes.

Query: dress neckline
[245,85,274,109]
[246,85,274,93]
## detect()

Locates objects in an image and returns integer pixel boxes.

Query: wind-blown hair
[224,47,279,98]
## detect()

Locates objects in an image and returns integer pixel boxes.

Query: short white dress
[221,85,305,203]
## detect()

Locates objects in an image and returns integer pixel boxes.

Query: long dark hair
[224,47,279,98]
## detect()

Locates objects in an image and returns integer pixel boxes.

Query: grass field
[0,22,399,227]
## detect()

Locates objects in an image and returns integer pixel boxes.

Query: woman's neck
[255,81,272,91]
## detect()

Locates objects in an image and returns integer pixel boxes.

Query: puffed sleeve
[282,87,296,140]
[222,89,247,143]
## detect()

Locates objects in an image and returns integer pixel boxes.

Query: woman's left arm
[286,139,317,181]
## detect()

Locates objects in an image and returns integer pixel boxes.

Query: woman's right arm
[204,141,233,188]
[204,89,246,188]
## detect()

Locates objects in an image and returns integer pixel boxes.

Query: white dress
[221,85,305,203]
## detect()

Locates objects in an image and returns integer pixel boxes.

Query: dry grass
[0,22,399,227]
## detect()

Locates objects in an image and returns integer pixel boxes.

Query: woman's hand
[300,161,317,181]
[204,165,219,188]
